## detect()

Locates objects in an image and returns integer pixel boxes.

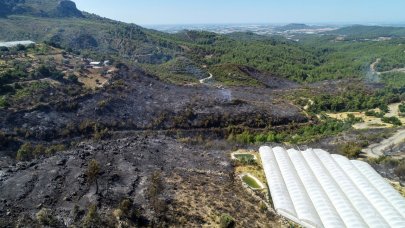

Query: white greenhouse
[259,146,405,228]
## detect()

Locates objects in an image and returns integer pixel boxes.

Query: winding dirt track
[370,58,405,75]
[199,73,213,84]
[362,128,405,158]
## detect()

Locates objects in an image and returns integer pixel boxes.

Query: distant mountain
[276,23,312,31]
[327,25,405,39]
[0,0,83,18]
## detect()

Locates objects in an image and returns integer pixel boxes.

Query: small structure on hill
[0,40,35,47]
[90,61,102,66]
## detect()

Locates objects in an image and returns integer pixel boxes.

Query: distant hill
[0,0,83,18]
[327,25,405,39]
[0,0,181,63]
[276,23,312,31]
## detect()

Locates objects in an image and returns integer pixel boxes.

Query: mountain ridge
[0,0,83,18]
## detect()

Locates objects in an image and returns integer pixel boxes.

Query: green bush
[365,110,385,118]
[16,143,34,161]
[235,131,254,144]
[36,208,57,226]
[45,144,66,155]
[83,205,101,228]
[382,116,402,126]
[399,103,405,114]
[339,142,362,158]
[219,213,235,228]
[379,104,390,113]
[93,125,111,140]
[16,143,65,160]
[33,144,46,158]
[228,131,283,144]
[0,96,9,108]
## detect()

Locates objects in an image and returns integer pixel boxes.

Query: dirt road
[199,73,213,84]
[362,128,405,158]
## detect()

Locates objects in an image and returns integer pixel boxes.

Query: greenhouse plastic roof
[259,146,405,228]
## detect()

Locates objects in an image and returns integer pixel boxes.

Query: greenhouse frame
[259,146,405,228]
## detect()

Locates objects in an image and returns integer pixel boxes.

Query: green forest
[140,30,405,86]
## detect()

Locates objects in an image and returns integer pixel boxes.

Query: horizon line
[141,22,405,27]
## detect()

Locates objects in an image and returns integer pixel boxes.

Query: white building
[0,40,35,48]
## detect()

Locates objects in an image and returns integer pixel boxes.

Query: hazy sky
[72,0,405,25]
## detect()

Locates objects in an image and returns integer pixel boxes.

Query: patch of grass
[242,175,261,189]
[233,153,257,166]
[234,154,255,160]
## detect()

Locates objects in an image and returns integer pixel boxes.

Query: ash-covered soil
[0,64,306,227]
[0,67,307,158]
[0,133,280,227]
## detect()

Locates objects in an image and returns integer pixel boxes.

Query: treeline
[228,115,361,145]
[308,87,402,113]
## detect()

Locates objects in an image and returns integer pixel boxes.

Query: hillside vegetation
[2,4,405,85]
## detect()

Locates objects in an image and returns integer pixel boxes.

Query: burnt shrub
[219,213,235,228]
[394,161,405,180]
[55,101,79,112]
